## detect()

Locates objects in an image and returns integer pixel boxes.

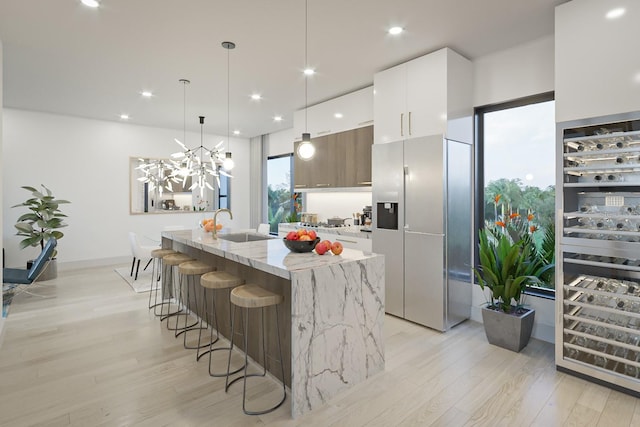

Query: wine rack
[557,112,640,396]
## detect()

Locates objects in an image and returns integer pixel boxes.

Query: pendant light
[297,0,315,160]
[222,41,235,171]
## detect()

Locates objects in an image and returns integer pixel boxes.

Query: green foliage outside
[267,184,301,234]
[483,178,555,291]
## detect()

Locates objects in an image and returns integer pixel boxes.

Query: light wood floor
[1,265,639,427]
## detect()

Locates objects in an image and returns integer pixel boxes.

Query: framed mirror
[129,157,215,214]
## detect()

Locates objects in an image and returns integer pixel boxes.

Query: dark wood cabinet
[294,125,373,189]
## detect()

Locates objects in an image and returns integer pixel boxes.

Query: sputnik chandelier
[135,158,177,196]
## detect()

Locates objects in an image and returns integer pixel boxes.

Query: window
[216,171,230,209]
[475,92,556,293]
[267,154,300,234]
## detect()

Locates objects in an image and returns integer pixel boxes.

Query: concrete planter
[481,305,535,352]
[26,258,58,281]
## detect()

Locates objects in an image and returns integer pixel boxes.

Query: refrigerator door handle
[403,165,409,229]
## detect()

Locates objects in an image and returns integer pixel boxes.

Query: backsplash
[304,191,372,223]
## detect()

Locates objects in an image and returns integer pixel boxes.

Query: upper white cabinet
[374,47,473,144]
[555,0,640,123]
[293,86,373,141]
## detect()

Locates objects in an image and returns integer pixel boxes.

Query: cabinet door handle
[400,113,404,137]
[294,184,306,188]
[408,111,412,136]
[336,238,357,244]
[315,183,330,187]
[357,181,372,185]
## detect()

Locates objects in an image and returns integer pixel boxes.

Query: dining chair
[128,232,158,281]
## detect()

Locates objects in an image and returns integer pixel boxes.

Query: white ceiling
[0,0,566,138]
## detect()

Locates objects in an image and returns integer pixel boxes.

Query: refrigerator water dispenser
[376,202,398,230]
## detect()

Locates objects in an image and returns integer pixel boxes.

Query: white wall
[2,109,250,269]
[473,35,554,107]
[266,128,294,157]
[555,0,640,122]
[471,34,556,342]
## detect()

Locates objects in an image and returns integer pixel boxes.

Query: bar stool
[148,248,176,315]
[227,284,286,415]
[176,260,215,349]
[198,271,246,377]
[161,253,194,327]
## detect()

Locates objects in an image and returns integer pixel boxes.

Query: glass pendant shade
[223,152,235,170]
[297,133,315,160]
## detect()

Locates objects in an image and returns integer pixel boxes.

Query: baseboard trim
[58,256,130,271]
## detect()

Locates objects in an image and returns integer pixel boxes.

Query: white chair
[256,223,270,235]
[128,232,158,281]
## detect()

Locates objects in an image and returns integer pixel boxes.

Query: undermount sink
[217,232,275,243]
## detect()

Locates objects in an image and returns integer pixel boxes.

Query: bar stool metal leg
[225,284,287,415]
[181,273,208,349]
[204,290,245,376]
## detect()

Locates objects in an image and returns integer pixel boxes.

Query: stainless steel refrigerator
[372,135,472,331]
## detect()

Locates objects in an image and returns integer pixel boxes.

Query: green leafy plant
[473,227,550,313]
[12,185,70,257]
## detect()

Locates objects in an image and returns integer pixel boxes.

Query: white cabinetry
[556,1,640,123]
[373,47,472,145]
[293,86,373,141]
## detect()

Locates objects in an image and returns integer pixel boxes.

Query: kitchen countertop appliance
[372,135,472,331]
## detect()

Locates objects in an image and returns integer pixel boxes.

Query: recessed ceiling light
[251,93,262,100]
[81,0,100,8]
[334,113,343,119]
[388,26,404,35]
[233,130,240,135]
[274,115,283,122]
[141,91,153,98]
[120,114,129,120]
[606,8,625,19]
[303,68,315,76]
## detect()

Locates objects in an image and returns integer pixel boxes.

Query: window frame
[474,91,556,299]
[267,153,295,233]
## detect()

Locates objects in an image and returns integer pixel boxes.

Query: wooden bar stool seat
[161,253,194,327]
[174,260,214,349]
[227,284,286,416]
[196,271,246,374]
[148,248,176,315]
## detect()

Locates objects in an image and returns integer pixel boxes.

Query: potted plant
[12,185,70,280]
[473,224,550,352]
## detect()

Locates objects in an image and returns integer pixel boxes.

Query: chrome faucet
[212,208,233,239]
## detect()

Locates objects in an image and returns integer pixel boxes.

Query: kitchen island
[162,229,385,417]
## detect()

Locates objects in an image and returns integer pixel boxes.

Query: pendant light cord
[304,0,308,133]
[227,43,230,153]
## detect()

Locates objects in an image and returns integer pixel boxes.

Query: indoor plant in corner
[13,185,70,281]
[473,226,548,352]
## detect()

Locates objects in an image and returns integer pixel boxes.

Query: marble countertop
[278,223,372,239]
[162,229,380,280]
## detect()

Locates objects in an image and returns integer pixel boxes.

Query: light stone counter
[162,229,385,418]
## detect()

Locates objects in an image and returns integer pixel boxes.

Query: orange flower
[527,213,535,221]
[530,225,538,233]
[494,194,501,204]
[495,221,506,228]
[510,213,520,219]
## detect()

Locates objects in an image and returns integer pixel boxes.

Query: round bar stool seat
[201,271,245,290]
[178,260,213,276]
[151,248,176,258]
[176,260,215,349]
[230,284,284,308]
[197,271,246,370]
[163,253,194,266]
[227,284,286,416]
[161,253,194,326]
[148,249,176,314]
